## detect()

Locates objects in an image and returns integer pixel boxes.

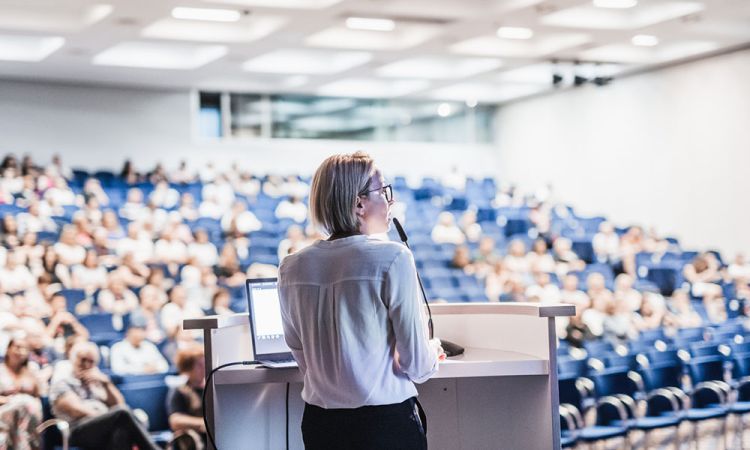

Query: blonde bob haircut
[309,152,375,237]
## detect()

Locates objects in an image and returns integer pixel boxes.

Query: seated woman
[664,289,703,330]
[167,345,207,449]
[0,337,43,450]
[634,292,667,331]
[683,253,724,313]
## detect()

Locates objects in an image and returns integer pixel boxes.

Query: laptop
[245,277,298,369]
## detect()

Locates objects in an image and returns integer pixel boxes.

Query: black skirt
[301,397,427,450]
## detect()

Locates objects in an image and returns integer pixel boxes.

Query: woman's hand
[429,338,447,361]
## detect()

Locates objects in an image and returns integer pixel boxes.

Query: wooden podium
[185,302,574,450]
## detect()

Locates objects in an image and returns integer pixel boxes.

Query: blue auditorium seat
[558,375,629,447]
[590,368,682,441]
[119,381,172,445]
[78,313,125,346]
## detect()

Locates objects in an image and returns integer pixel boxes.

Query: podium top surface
[184,302,574,331]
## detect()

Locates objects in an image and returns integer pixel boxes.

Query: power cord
[202,360,259,450]
[285,382,290,450]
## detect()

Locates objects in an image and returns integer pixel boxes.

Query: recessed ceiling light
[93,41,228,69]
[437,103,453,117]
[631,34,659,46]
[465,98,478,108]
[345,17,396,31]
[496,27,534,40]
[593,0,638,9]
[171,7,242,22]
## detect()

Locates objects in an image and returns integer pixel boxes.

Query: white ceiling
[0,0,747,104]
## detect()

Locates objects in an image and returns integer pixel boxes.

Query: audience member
[50,341,159,450]
[110,314,169,375]
[0,337,43,450]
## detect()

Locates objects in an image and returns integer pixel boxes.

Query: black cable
[398,239,434,339]
[285,382,290,450]
[202,360,259,450]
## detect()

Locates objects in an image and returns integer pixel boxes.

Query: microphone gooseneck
[392,218,433,340]
[392,218,464,357]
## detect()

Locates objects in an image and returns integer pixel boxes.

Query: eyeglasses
[360,184,393,202]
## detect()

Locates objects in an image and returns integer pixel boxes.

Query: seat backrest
[730,342,750,355]
[558,375,586,411]
[688,356,726,384]
[646,349,681,366]
[591,368,639,398]
[78,313,117,334]
[640,362,683,391]
[557,357,590,377]
[689,342,722,358]
[119,381,170,431]
[733,353,750,379]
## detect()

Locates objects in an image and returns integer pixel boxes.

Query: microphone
[392,218,464,357]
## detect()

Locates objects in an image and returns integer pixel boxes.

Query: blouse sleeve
[384,248,439,384]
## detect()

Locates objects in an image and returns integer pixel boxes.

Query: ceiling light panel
[0,34,65,62]
[242,49,372,75]
[306,23,441,51]
[496,26,534,40]
[579,40,719,63]
[317,78,429,98]
[429,82,549,103]
[171,7,241,22]
[346,17,396,31]
[593,0,638,9]
[451,32,590,58]
[0,3,112,33]
[631,34,659,46]
[92,41,228,70]
[142,15,285,43]
[377,56,502,79]
[541,1,705,30]
[201,0,342,9]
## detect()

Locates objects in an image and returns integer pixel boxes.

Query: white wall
[0,80,498,182]
[494,49,750,256]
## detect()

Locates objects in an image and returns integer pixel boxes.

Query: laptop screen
[246,278,292,359]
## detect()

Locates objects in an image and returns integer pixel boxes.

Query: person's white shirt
[153,239,187,263]
[198,201,224,219]
[593,232,621,259]
[729,263,750,280]
[16,213,56,235]
[0,265,36,293]
[275,200,307,223]
[582,309,606,337]
[202,182,235,211]
[526,284,561,304]
[430,224,465,245]
[116,237,154,263]
[221,210,262,234]
[149,187,180,209]
[160,302,204,338]
[187,242,218,267]
[71,265,108,291]
[279,235,439,409]
[110,339,169,375]
[179,265,202,288]
[53,242,86,266]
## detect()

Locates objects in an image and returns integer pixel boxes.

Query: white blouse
[279,235,439,409]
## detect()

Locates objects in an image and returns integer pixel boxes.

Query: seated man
[110,313,169,375]
[167,344,207,449]
[49,341,159,450]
